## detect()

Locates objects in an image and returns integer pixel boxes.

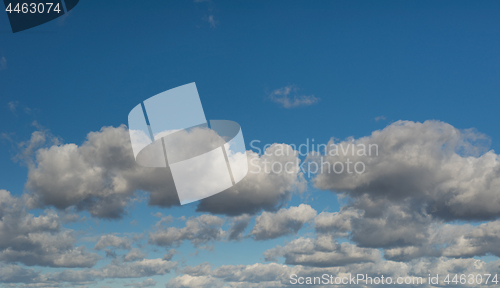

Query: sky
[1,0,500,287]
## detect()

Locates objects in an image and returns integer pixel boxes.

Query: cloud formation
[124,278,156,287]
[24,126,305,218]
[0,190,100,268]
[25,125,180,218]
[311,120,499,221]
[4,119,500,287]
[0,258,177,286]
[251,204,316,240]
[7,101,18,112]
[149,214,225,249]
[227,214,252,241]
[94,235,132,250]
[264,236,380,267]
[197,144,306,216]
[168,257,500,288]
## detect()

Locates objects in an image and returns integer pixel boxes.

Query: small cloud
[269,85,320,108]
[375,116,386,122]
[7,101,38,116]
[0,57,6,70]
[8,101,18,112]
[196,0,217,28]
[206,14,217,28]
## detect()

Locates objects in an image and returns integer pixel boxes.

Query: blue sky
[1,1,500,287]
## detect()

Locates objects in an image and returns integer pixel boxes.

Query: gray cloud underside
[25,126,305,218]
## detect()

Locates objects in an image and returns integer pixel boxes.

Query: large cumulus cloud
[25,125,179,218]
[310,120,500,221]
[305,120,500,260]
[25,126,305,218]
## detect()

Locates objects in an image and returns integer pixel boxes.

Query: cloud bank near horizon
[1,119,500,287]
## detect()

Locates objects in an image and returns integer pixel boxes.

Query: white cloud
[167,274,222,288]
[123,248,146,262]
[94,235,132,250]
[124,278,156,287]
[250,204,317,240]
[227,214,252,241]
[25,125,159,218]
[0,190,100,268]
[0,264,42,284]
[47,258,177,283]
[310,120,499,221]
[314,209,361,237]
[0,56,6,70]
[314,203,500,261]
[349,201,433,249]
[149,214,225,249]
[299,120,500,261]
[162,249,178,261]
[102,258,176,278]
[24,126,305,218]
[269,85,319,108]
[170,257,500,288]
[182,262,212,276]
[197,144,306,216]
[211,262,290,283]
[7,101,18,112]
[384,220,500,261]
[4,257,500,287]
[207,15,217,28]
[177,262,289,287]
[7,119,500,287]
[264,236,380,267]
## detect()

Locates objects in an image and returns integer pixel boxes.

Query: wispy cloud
[375,115,386,121]
[269,85,319,108]
[0,56,6,70]
[7,101,37,115]
[205,14,217,28]
[8,101,18,112]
